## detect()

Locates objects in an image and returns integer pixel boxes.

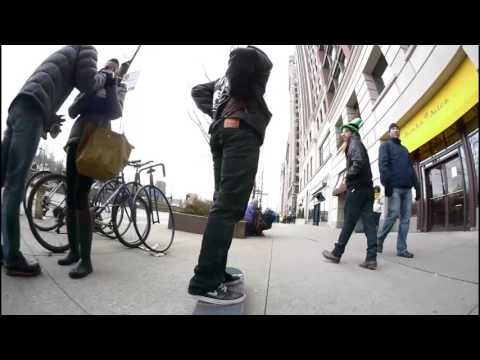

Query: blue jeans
[377,187,412,255]
[1,96,43,265]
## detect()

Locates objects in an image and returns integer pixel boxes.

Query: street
[1,215,478,315]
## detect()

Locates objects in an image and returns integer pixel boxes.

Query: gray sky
[1,45,293,211]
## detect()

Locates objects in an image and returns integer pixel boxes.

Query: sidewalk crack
[263,235,274,315]
[383,258,478,285]
[467,304,478,315]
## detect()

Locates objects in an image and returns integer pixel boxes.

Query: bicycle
[133,162,175,253]
[25,160,152,253]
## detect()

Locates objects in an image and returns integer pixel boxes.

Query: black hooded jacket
[9,45,107,132]
[345,133,373,190]
[191,46,273,145]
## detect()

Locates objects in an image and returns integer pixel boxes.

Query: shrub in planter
[180,198,213,216]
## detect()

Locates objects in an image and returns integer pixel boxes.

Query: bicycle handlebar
[139,163,166,177]
[127,160,153,169]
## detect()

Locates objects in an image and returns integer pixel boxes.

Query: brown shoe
[359,260,377,270]
[322,250,340,263]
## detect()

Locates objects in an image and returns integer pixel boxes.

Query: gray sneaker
[397,251,414,258]
[224,272,244,286]
[190,283,246,305]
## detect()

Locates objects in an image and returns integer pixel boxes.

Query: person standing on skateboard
[188,46,273,305]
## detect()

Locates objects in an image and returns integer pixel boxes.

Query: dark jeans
[1,97,44,265]
[373,212,381,235]
[189,123,260,292]
[66,142,94,211]
[333,186,378,261]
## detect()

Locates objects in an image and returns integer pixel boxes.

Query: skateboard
[193,267,246,315]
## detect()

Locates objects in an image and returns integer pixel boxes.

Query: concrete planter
[168,212,246,239]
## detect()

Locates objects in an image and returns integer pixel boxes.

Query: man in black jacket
[1,45,109,277]
[188,46,273,305]
[377,123,420,258]
[323,118,378,270]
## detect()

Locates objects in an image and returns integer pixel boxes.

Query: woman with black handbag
[58,59,128,279]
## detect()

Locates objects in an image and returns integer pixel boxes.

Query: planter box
[168,212,246,239]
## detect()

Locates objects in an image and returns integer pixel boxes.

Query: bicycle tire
[27,172,65,232]
[23,170,52,215]
[93,179,121,239]
[134,185,175,253]
[26,173,69,253]
[111,185,150,248]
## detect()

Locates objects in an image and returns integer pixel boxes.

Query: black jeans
[189,123,260,293]
[66,142,94,211]
[333,186,377,261]
[1,96,43,265]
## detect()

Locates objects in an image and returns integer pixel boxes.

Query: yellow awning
[400,57,479,153]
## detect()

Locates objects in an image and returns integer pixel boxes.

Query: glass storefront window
[468,130,478,180]
[445,157,464,193]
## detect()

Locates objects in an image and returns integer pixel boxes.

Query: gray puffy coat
[10,45,107,131]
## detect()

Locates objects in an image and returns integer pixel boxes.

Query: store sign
[400,57,479,153]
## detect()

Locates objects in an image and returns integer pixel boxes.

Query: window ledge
[403,45,417,62]
[371,74,398,112]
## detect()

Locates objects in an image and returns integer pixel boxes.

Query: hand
[104,71,116,87]
[415,189,421,201]
[53,114,66,124]
[385,184,393,197]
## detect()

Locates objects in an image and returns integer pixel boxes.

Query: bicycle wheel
[134,185,175,253]
[23,170,51,214]
[26,173,69,253]
[111,185,151,248]
[93,179,121,239]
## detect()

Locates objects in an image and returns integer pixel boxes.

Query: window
[333,64,343,87]
[468,130,479,179]
[335,116,344,150]
[338,50,346,71]
[327,81,336,105]
[363,46,395,102]
[331,45,337,62]
[371,53,394,94]
[319,133,331,168]
[346,91,361,120]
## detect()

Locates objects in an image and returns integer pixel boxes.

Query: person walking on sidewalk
[1,45,109,277]
[58,58,128,279]
[377,123,420,258]
[322,118,378,270]
[188,45,273,305]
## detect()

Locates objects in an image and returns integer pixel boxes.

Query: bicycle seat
[146,169,156,174]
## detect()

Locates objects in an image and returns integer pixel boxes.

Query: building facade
[280,56,301,220]
[288,45,478,232]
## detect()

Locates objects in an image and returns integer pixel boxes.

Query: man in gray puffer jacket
[1,45,109,277]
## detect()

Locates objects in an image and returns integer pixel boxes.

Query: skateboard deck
[193,267,246,315]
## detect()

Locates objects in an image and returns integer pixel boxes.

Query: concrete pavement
[1,215,478,315]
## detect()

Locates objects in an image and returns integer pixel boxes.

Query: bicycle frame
[138,163,166,225]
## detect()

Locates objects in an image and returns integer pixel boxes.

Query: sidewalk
[1,215,478,315]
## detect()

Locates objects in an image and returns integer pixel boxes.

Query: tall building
[291,45,478,232]
[280,56,301,220]
[155,180,166,194]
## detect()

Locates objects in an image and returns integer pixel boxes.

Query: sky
[1,45,293,212]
